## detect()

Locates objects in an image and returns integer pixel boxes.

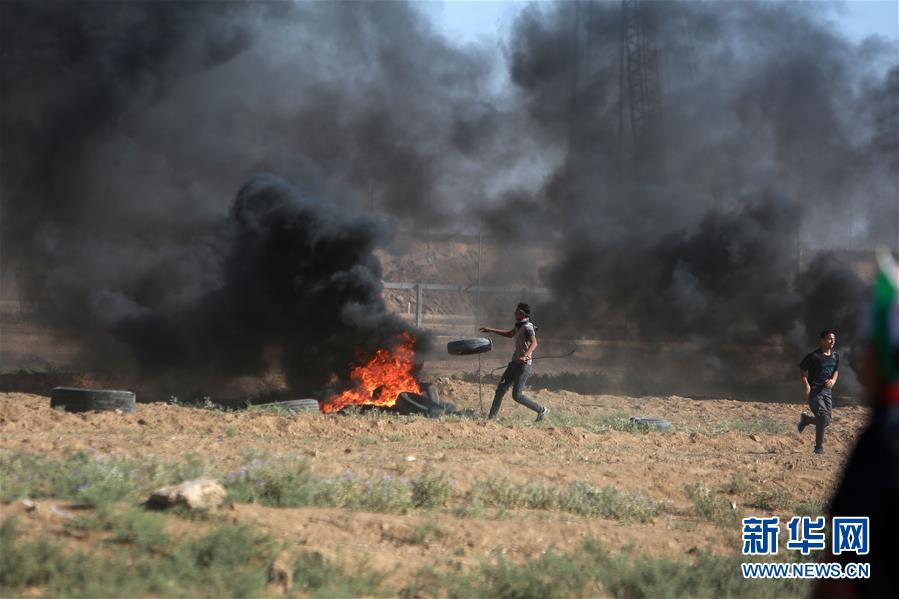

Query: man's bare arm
[825,370,839,389]
[800,369,811,399]
[479,326,515,338]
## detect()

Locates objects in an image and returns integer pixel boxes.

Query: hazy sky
[424,0,899,45]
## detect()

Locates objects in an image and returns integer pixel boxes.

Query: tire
[50,387,136,414]
[419,383,457,417]
[255,399,320,413]
[447,338,492,356]
[421,382,440,405]
[630,416,673,431]
[394,392,429,415]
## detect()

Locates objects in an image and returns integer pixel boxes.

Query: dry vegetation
[0,381,867,597]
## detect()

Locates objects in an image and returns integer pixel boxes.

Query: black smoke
[1,0,896,398]
[486,0,898,394]
[1,1,473,394]
[107,174,418,396]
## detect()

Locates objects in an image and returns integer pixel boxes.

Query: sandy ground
[0,380,869,589]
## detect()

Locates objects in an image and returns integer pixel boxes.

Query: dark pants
[489,362,543,418]
[808,387,833,449]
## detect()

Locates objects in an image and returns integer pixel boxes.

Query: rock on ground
[148,479,227,510]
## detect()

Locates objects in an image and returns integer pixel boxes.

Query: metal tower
[618,0,663,164]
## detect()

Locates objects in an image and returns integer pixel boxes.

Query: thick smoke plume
[492,0,898,393]
[1,1,469,394]
[109,173,417,396]
[1,0,896,398]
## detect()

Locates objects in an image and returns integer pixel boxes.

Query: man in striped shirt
[480,302,549,422]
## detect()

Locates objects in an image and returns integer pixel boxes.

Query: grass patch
[0,450,207,506]
[0,516,277,598]
[468,478,657,522]
[406,520,448,546]
[793,499,825,518]
[224,454,453,513]
[224,456,412,513]
[749,486,793,511]
[106,507,172,553]
[707,418,790,435]
[558,482,657,521]
[721,472,752,495]
[518,410,665,434]
[411,470,454,509]
[404,539,808,599]
[593,413,657,433]
[4,450,660,522]
[291,551,388,597]
[685,482,737,526]
[2,514,809,599]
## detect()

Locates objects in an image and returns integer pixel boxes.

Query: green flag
[872,249,899,384]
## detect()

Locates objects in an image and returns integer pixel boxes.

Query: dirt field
[0,380,868,592]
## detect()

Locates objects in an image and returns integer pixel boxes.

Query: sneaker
[814,446,825,454]
[797,413,810,433]
[535,406,549,422]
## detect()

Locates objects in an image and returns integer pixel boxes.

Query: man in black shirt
[798,330,839,454]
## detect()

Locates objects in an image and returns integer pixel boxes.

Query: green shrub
[685,482,737,526]
[407,520,447,546]
[558,482,657,522]
[721,472,751,495]
[0,450,207,506]
[471,478,530,509]
[750,487,792,511]
[793,499,824,518]
[292,551,387,598]
[423,540,808,599]
[0,517,277,598]
[108,508,171,554]
[708,418,789,435]
[411,470,454,508]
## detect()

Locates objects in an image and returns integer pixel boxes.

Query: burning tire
[50,387,136,413]
[422,382,440,405]
[630,416,673,431]
[393,384,457,418]
[257,399,320,413]
[420,383,457,417]
[394,392,429,415]
[447,338,492,356]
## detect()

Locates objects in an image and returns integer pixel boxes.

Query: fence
[382,281,552,329]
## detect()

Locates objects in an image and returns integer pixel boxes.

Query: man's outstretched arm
[480,326,515,338]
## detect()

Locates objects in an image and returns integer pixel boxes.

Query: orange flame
[321,332,420,413]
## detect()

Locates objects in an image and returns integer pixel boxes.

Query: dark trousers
[808,387,833,449]
[489,362,543,418]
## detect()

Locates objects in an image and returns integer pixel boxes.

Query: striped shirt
[513,319,536,364]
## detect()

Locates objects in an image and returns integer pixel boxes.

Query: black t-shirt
[800,349,839,389]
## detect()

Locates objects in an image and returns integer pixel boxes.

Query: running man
[798,330,839,454]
